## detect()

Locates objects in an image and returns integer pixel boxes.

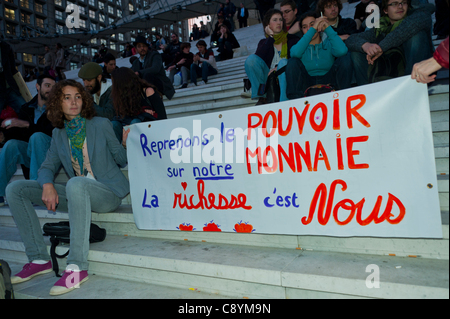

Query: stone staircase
[1,4,448,299]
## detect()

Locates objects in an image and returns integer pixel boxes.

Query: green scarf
[270,31,288,59]
[376,9,412,38]
[64,115,86,175]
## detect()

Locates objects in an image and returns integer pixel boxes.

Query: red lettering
[313,140,331,171]
[336,136,344,170]
[310,102,328,132]
[303,180,406,226]
[262,111,277,137]
[246,147,262,174]
[173,180,252,210]
[278,107,293,137]
[294,141,312,172]
[293,104,310,135]
[247,113,262,140]
[262,146,278,173]
[346,94,370,129]
[347,136,369,169]
[278,143,295,173]
[333,98,340,130]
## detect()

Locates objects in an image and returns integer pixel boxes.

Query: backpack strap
[49,236,70,277]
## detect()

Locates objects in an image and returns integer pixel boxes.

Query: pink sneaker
[11,261,52,284]
[49,270,89,296]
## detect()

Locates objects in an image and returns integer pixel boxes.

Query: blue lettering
[140,134,152,156]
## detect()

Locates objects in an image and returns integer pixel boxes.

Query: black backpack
[0,259,14,299]
[42,222,106,276]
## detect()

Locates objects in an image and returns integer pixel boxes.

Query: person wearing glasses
[280,0,303,38]
[346,0,435,85]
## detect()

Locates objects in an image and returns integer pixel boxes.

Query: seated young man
[286,12,350,99]
[346,0,435,85]
[316,0,358,41]
[190,40,218,86]
[0,74,55,206]
[280,0,303,38]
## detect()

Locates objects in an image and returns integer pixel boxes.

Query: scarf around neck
[376,8,412,38]
[270,31,288,59]
[64,115,86,175]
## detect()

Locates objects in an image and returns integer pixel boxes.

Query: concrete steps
[1,225,448,299]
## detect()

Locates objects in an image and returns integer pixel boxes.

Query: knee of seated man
[2,139,24,154]
[28,132,49,145]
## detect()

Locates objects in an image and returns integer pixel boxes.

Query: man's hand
[42,183,59,212]
[362,42,383,65]
[1,118,29,129]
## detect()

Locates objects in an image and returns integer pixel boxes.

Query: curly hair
[316,0,343,16]
[111,67,160,118]
[47,79,96,128]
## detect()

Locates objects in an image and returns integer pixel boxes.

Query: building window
[5,8,16,20]
[6,23,17,36]
[23,53,33,63]
[108,6,114,14]
[55,0,63,6]
[36,18,45,29]
[80,19,86,28]
[35,3,43,14]
[56,24,64,33]
[20,0,30,9]
[55,11,63,20]
[21,13,31,24]
[89,10,96,19]
[117,9,122,17]
[89,0,96,6]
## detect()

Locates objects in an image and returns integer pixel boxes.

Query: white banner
[127,76,443,238]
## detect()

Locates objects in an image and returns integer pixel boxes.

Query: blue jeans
[0,132,51,196]
[0,88,26,114]
[351,30,434,86]
[6,177,122,270]
[190,62,218,84]
[244,54,288,101]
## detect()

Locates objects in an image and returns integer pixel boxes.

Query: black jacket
[3,94,54,143]
[255,34,300,68]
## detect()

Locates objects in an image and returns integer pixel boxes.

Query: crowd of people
[245,0,449,104]
[0,0,448,296]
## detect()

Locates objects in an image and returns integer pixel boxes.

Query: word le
[173,180,252,210]
[246,94,370,175]
[303,179,405,226]
[65,4,80,29]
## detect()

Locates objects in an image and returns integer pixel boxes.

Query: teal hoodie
[290,26,348,77]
